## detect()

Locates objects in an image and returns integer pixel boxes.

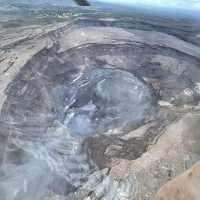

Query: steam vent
[0,4,200,200]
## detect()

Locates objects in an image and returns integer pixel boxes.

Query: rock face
[155,161,200,200]
[0,4,200,200]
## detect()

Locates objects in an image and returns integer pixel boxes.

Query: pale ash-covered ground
[0,5,200,200]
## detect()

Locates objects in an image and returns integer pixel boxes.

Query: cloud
[96,0,200,10]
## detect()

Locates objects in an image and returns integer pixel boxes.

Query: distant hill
[0,0,75,6]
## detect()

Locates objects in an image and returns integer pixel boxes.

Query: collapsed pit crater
[0,44,158,198]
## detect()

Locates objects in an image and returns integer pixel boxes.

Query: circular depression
[0,44,156,199]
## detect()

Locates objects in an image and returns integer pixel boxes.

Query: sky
[96,0,200,10]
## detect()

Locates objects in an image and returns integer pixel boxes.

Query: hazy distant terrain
[0,0,75,6]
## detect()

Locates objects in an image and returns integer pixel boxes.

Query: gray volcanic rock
[0,5,200,200]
